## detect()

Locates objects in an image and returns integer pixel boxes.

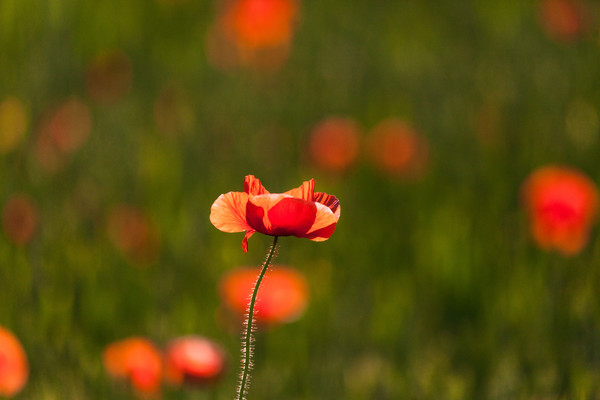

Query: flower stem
[236,236,279,400]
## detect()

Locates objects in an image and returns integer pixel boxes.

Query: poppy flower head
[164,336,227,386]
[0,326,28,397]
[103,337,163,394]
[210,175,340,252]
[522,165,599,255]
[307,117,361,173]
[220,265,309,324]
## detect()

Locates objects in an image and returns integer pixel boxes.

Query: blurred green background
[2,0,600,398]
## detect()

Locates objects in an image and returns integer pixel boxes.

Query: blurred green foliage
[2,0,600,398]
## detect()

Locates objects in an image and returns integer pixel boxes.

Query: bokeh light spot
[0,97,28,154]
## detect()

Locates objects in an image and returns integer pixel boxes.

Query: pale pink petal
[285,179,314,201]
[210,191,251,233]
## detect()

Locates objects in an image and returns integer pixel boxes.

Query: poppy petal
[242,230,255,252]
[306,202,339,241]
[285,179,314,201]
[247,194,317,236]
[314,192,340,217]
[210,191,251,233]
[267,197,316,236]
[244,175,269,195]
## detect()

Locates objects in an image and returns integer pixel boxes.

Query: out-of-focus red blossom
[308,117,361,173]
[107,205,160,265]
[367,118,429,179]
[2,194,37,246]
[164,336,227,386]
[0,326,28,397]
[207,0,296,70]
[153,85,195,138]
[103,337,163,395]
[35,97,92,173]
[521,165,599,255]
[222,0,297,50]
[85,50,133,104]
[210,175,340,252]
[0,97,28,154]
[220,265,308,324]
[537,0,588,42]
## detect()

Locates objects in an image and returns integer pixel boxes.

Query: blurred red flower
[367,118,429,179]
[2,194,37,246]
[537,0,588,42]
[210,175,340,252]
[107,205,161,265]
[521,165,599,255]
[103,337,163,395]
[35,97,92,173]
[222,0,297,50]
[85,49,133,104]
[0,326,28,397]
[307,117,361,173]
[164,336,227,386]
[220,265,309,324]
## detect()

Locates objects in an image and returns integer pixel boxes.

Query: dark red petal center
[267,198,317,236]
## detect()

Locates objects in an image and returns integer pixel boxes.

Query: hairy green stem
[236,236,279,400]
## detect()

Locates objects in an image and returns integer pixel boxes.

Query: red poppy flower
[164,336,227,386]
[210,175,340,252]
[521,165,599,255]
[103,337,163,394]
[220,265,308,324]
[0,326,28,397]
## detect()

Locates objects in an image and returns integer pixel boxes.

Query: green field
[2,0,600,398]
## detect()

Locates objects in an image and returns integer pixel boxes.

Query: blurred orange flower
[367,118,429,179]
[0,326,28,397]
[103,337,163,394]
[35,97,92,173]
[2,194,37,246]
[220,266,308,324]
[222,0,297,50]
[521,165,599,255]
[537,0,588,42]
[107,205,161,265]
[210,175,340,252]
[85,49,133,104]
[307,117,361,173]
[207,0,297,70]
[164,336,227,386]
[0,97,28,154]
